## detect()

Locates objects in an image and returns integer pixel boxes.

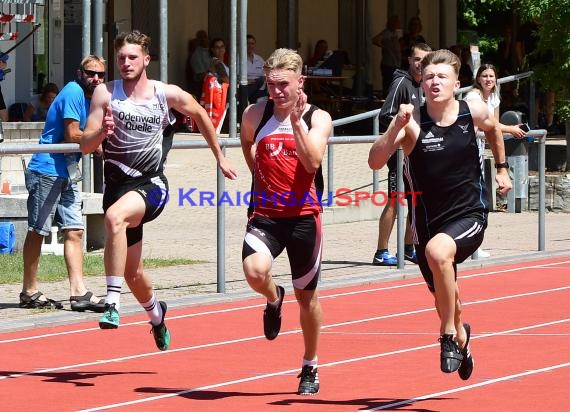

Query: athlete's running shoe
[403,250,418,264]
[458,323,474,380]
[372,250,398,266]
[150,301,171,351]
[99,303,120,329]
[297,365,320,395]
[263,285,285,340]
[439,333,463,373]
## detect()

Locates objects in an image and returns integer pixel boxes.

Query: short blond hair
[80,55,106,70]
[421,49,460,77]
[263,48,303,75]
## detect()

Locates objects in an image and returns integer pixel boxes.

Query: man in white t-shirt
[246,34,267,103]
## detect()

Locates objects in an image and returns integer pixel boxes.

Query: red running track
[1,256,569,411]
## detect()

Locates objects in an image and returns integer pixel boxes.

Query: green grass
[0,253,199,284]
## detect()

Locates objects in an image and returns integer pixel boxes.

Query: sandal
[70,291,106,313]
[19,291,63,310]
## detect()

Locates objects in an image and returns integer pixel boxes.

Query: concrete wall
[418,0,442,48]
[0,192,104,252]
[246,0,278,61]
[0,122,43,191]
[164,0,208,88]
[368,0,388,91]
[299,0,339,64]
[528,175,570,212]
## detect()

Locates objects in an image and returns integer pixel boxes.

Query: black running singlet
[404,100,489,241]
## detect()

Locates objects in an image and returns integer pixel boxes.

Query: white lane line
[320,285,570,331]
[365,361,570,411]
[322,331,570,337]
[2,259,569,344]
[1,287,569,382]
[79,318,570,411]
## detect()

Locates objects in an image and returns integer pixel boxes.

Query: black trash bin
[500,110,529,213]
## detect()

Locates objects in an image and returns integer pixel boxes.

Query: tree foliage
[460,0,570,120]
[516,0,570,121]
[458,0,514,28]
[461,0,570,169]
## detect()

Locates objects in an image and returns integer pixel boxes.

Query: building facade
[1,0,457,110]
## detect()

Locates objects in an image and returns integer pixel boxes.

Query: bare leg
[63,228,88,297]
[123,241,153,304]
[433,291,467,348]
[425,233,458,336]
[454,295,467,348]
[104,191,145,278]
[376,203,396,250]
[294,288,322,361]
[243,253,279,301]
[22,230,44,295]
[404,215,414,245]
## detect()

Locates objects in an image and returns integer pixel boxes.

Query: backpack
[0,222,15,254]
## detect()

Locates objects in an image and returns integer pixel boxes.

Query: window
[32,4,49,93]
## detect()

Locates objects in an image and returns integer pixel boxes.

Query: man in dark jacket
[372,42,431,266]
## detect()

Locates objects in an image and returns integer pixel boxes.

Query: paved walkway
[1,135,569,332]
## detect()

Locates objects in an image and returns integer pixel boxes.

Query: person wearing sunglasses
[80,30,237,351]
[21,55,107,312]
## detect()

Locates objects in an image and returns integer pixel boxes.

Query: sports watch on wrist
[495,162,510,169]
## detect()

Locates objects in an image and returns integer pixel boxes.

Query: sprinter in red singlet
[240,48,332,395]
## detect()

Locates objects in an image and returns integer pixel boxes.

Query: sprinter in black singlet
[369,49,512,380]
[81,30,237,351]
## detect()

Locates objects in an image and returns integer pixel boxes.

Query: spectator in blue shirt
[20,55,107,312]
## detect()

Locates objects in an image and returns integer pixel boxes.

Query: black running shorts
[242,214,323,290]
[103,173,169,246]
[415,216,486,292]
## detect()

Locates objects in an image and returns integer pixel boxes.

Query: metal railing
[0,125,547,292]
[0,71,547,290]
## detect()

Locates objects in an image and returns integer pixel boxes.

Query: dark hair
[473,63,498,94]
[315,39,327,49]
[114,30,151,54]
[410,42,432,54]
[39,82,59,102]
[408,16,422,33]
[209,37,226,56]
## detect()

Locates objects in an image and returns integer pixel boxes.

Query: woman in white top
[464,63,527,258]
[465,63,527,138]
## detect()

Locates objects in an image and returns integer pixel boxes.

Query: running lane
[1,257,569,411]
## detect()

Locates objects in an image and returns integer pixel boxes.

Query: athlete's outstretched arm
[368,103,418,170]
[467,98,512,195]
[166,84,237,180]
